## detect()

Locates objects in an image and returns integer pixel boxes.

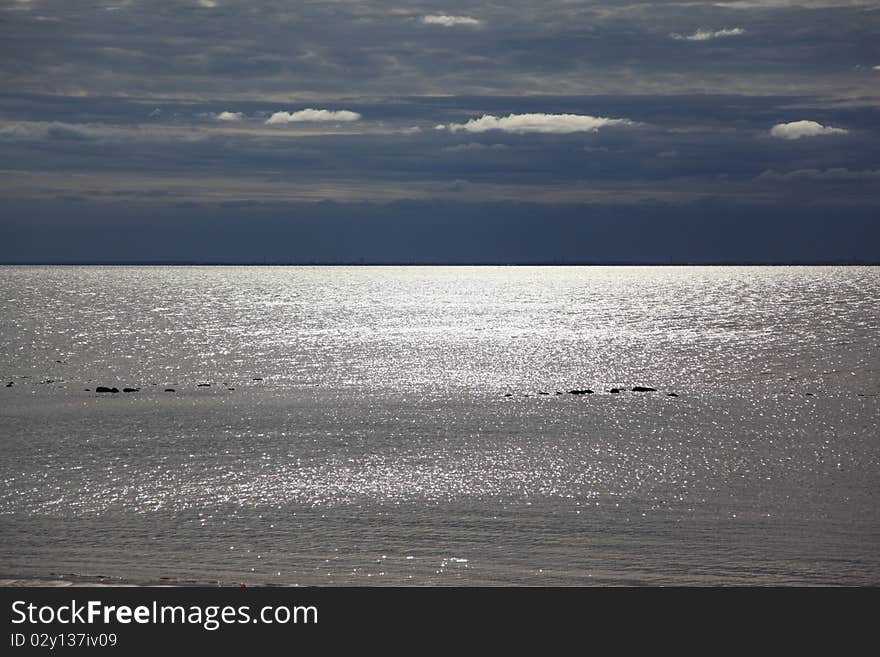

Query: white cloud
[215,111,244,122]
[873,65,880,71]
[197,0,217,7]
[420,15,482,27]
[265,109,362,125]
[769,120,848,139]
[444,113,636,135]
[671,28,745,41]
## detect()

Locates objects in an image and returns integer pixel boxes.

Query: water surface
[1,266,877,584]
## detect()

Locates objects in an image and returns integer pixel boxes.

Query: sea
[0,265,877,585]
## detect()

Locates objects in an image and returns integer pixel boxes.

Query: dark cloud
[0,1,878,262]
[2,1,879,98]
[2,94,877,196]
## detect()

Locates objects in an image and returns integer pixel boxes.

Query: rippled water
[1,266,878,585]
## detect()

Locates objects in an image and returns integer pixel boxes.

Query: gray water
[0,266,878,585]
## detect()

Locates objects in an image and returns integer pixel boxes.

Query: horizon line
[2,260,879,267]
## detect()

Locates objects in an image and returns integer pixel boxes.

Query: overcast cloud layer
[1,0,878,262]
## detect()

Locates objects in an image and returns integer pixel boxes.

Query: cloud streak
[442,113,636,135]
[0,121,137,141]
[265,109,362,125]
[758,168,880,181]
[420,15,481,27]
[769,120,848,139]
[671,28,745,41]
[442,142,509,153]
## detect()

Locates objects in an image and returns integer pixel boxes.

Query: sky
[1,0,879,263]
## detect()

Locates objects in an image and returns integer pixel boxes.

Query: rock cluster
[505,385,678,399]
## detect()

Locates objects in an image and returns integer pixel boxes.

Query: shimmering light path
[1,266,878,584]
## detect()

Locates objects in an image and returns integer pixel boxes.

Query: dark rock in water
[55,360,63,363]
[227,387,235,391]
[95,386,119,393]
[667,392,679,397]
[568,389,594,395]
[504,393,512,397]
[164,388,176,393]
[252,377,263,381]
[631,386,657,392]
[84,389,91,392]
[5,382,13,387]
[609,388,621,394]
[123,387,139,393]
[197,383,211,387]
[805,392,814,396]
[555,391,563,395]
[538,391,549,395]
